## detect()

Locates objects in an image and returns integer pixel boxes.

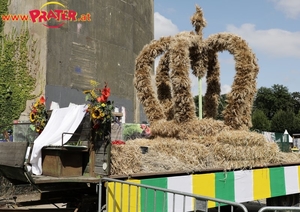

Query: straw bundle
[110,138,215,175]
[134,5,258,139]
[110,144,143,175]
[150,119,230,140]
[110,136,300,175]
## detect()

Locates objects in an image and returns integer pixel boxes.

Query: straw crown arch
[112,6,296,176]
[134,6,259,138]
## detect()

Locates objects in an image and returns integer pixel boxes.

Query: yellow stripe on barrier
[193,173,216,208]
[253,168,271,200]
[107,180,141,212]
[298,166,300,192]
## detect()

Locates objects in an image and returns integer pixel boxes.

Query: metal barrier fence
[258,206,300,212]
[99,177,249,212]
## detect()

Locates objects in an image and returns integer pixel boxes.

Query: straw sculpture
[110,5,300,176]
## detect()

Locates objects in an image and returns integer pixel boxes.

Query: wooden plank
[66,115,90,145]
[32,175,99,184]
[111,123,123,141]
[0,142,28,167]
[94,140,111,176]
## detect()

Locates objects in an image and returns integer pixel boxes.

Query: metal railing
[99,177,249,212]
[258,206,300,212]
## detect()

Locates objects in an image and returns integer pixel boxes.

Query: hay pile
[109,5,300,176]
[110,131,300,176]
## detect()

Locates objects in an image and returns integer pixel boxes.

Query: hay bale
[110,131,300,176]
[216,130,268,147]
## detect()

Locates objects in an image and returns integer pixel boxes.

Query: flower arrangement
[112,140,125,145]
[140,123,151,138]
[83,80,114,136]
[29,96,48,133]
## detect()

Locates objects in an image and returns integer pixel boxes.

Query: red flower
[97,95,108,103]
[145,127,151,135]
[102,87,110,98]
[97,84,111,103]
[39,96,46,104]
[112,140,125,145]
[140,124,146,130]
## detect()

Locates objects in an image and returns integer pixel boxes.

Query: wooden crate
[42,147,87,177]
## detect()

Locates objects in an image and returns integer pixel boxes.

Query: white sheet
[30,104,88,175]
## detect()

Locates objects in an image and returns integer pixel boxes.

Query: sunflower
[29,96,48,134]
[41,119,46,127]
[92,107,101,119]
[83,81,114,136]
[100,112,105,118]
[29,112,36,122]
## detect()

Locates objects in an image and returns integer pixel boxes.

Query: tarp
[29,104,87,175]
[263,130,293,143]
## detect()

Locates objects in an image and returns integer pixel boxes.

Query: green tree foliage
[253,84,293,120]
[292,92,300,115]
[272,84,294,112]
[293,112,300,134]
[271,110,296,133]
[253,87,274,119]
[251,109,270,132]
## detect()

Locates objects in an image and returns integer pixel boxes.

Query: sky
[153,0,300,96]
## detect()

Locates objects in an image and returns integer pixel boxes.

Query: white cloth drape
[30,104,88,175]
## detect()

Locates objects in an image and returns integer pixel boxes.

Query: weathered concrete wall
[45,0,154,123]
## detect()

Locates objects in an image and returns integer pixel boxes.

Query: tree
[253,84,293,120]
[251,109,270,132]
[272,84,293,113]
[292,112,300,134]
[291,92,300,115]
[270,110,295,133]
[253,87,275,120]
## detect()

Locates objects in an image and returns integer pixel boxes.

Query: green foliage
[123,124,142,141]
[0,0,8,38]
[0,28,37,129]
[271,110,296,133]
[252,84,300,133]
[251,109,270,132]
[292,92,300,115]
[253,84,293,120]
